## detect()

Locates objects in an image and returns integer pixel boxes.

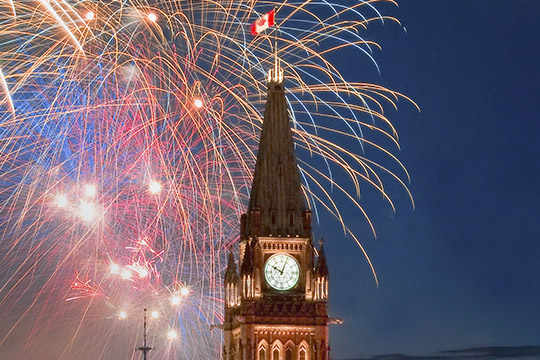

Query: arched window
[273,349,280,360]
[298,341,309,360]
[259,340,269,360]
[286,348,293,360]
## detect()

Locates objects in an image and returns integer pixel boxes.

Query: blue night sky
[321,1,540,359]
[1,1,539,359]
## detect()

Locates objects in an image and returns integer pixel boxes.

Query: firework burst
[0,0,415,358]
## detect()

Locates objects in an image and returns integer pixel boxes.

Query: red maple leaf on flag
[251,9,275,35]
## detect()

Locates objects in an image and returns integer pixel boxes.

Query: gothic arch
[298,340,310,360]
[271,340,284,360]
[258,339,269,360]
[285,348,293,360]
[284,339,295,360]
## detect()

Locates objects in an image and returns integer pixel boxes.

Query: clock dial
[264,254,300,291]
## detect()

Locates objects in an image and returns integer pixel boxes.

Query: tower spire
[243,64,310,239]
[223,23,331,359]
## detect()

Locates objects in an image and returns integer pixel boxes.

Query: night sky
[1,1,539,359]
[323,1,540,359]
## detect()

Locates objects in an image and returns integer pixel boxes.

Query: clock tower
[223,66,330,360]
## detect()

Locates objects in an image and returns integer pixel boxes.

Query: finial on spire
[224,251,238,284]
[268,6,283,84]
[268,58,283,84]
[240,240,254,275]
[316,240,329,278]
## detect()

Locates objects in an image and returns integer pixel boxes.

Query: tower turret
[314,239,329,300]
[224,252,239,307]
[240,240,255,298]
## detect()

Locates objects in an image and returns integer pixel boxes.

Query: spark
[121,268,132,280]
[149,180,162,194]
[85,11,94,21]
[193,98,203,108]
[66,272,105,301]
[171,296,181,306]
[56,194,68,208]
[136,267,148,278]
[127,262,149,278]
[167,330,177,339]
[78,201,96,222]
[84,184,96,197]
[110,263,120,274]
[37,0,85,54]
[0,67,14,115]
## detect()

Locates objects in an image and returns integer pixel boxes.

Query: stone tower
[223,67,330,360]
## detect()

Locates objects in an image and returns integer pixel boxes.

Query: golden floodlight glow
[148,13,157,22]
[149,180,162,194]
[193,98,203,108]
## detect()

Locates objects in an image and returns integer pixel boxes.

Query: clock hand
[280,258,288,274]
[271,265,282,274]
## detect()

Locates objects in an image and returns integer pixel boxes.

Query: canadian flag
[251,9,275,35]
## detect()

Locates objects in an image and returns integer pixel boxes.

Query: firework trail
[0,0,415,358]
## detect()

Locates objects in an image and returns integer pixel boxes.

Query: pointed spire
[316,238,329,278]
[240,240,254,275]
[243,76,310,238]
[224,252,238,284]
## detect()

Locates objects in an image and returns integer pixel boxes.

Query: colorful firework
[0,0,415,358]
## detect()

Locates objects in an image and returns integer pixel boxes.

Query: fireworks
[0,0,415,358]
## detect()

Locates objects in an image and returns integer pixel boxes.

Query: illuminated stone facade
[223,72,330,360]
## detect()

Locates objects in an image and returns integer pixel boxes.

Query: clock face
[264,254,300,291]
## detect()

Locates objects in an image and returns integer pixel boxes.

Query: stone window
[286,348,293,360]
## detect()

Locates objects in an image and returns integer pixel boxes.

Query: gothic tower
[223,67,330,360]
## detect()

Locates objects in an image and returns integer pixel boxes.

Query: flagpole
[274,5,278,79]
[271,6,282,83]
